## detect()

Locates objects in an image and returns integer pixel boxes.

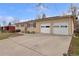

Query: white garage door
[40,23,50,33]
[52,22,68,35]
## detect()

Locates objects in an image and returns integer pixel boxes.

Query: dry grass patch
[0,32,24,40]
[68,35,79,56]
[0,33,14,40]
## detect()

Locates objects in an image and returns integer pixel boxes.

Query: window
[27,22,36,28]
[33,22,36,27]
[41,26,50,28]
[53,26,59,27]
[41,26,45,28]
[16,24,19,27]
[61,25,67,28]
[27,23,30,27]
[46,26,50,28]
[21,24,24,27]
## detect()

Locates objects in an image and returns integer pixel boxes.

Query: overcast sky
[0,3,79,25]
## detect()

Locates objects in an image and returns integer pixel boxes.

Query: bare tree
[42,13,46,19]
[11,18,20,25]
[0,24,1,31]
[35,3,47,19]
[8,22,12,26]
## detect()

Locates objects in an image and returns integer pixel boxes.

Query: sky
[0,3,79,25]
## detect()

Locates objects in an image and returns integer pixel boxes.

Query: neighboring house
[15,15,74,35]
[1,26,15,32]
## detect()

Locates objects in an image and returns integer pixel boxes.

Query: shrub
[31,31,35,34]
[26,31,30,34]
[74,28,79,36]
[9,30,15,33]
[74,28,79,34]
[1,30,6,33]
[25,31,35,34]
[63,53,68,56]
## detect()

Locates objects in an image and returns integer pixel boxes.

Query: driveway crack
[10,39,46,56]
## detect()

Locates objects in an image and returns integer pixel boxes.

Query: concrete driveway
[0,34,72,56]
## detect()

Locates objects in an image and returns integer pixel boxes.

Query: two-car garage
[15,15,74,35]
[40,22,69,35]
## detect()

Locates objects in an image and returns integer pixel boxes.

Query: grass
[0,33,14,40]
[68,34,79,56]
[0,32,24,40]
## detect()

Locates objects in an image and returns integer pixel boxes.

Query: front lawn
[0,33,14,40]
[0,32,24,40]
[68,34,79,56]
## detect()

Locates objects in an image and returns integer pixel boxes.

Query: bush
[63,53,68,56]
[25,31,35,34]
[25,31,30,34]
[74,28,79,34]
[0,30,6,33]
[74,28,79,37]
[9,30,15,33]
[31,31,35,34]
[15,29,21,32]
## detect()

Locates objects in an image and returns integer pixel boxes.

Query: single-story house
[15,15,75,35]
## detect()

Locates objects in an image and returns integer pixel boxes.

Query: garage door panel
[52,22,68,35]
[41,28,50,33]
[40,23,50,33]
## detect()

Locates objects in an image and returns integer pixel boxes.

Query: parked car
[15,29,21,32]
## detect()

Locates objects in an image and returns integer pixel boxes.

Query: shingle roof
[15,15,73,25]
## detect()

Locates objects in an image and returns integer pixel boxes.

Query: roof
[15,15,73,25]
[1,25,15,27]
[15,20,36,25]
[35,15,73,22]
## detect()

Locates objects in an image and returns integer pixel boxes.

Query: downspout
[72,15,76,36]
